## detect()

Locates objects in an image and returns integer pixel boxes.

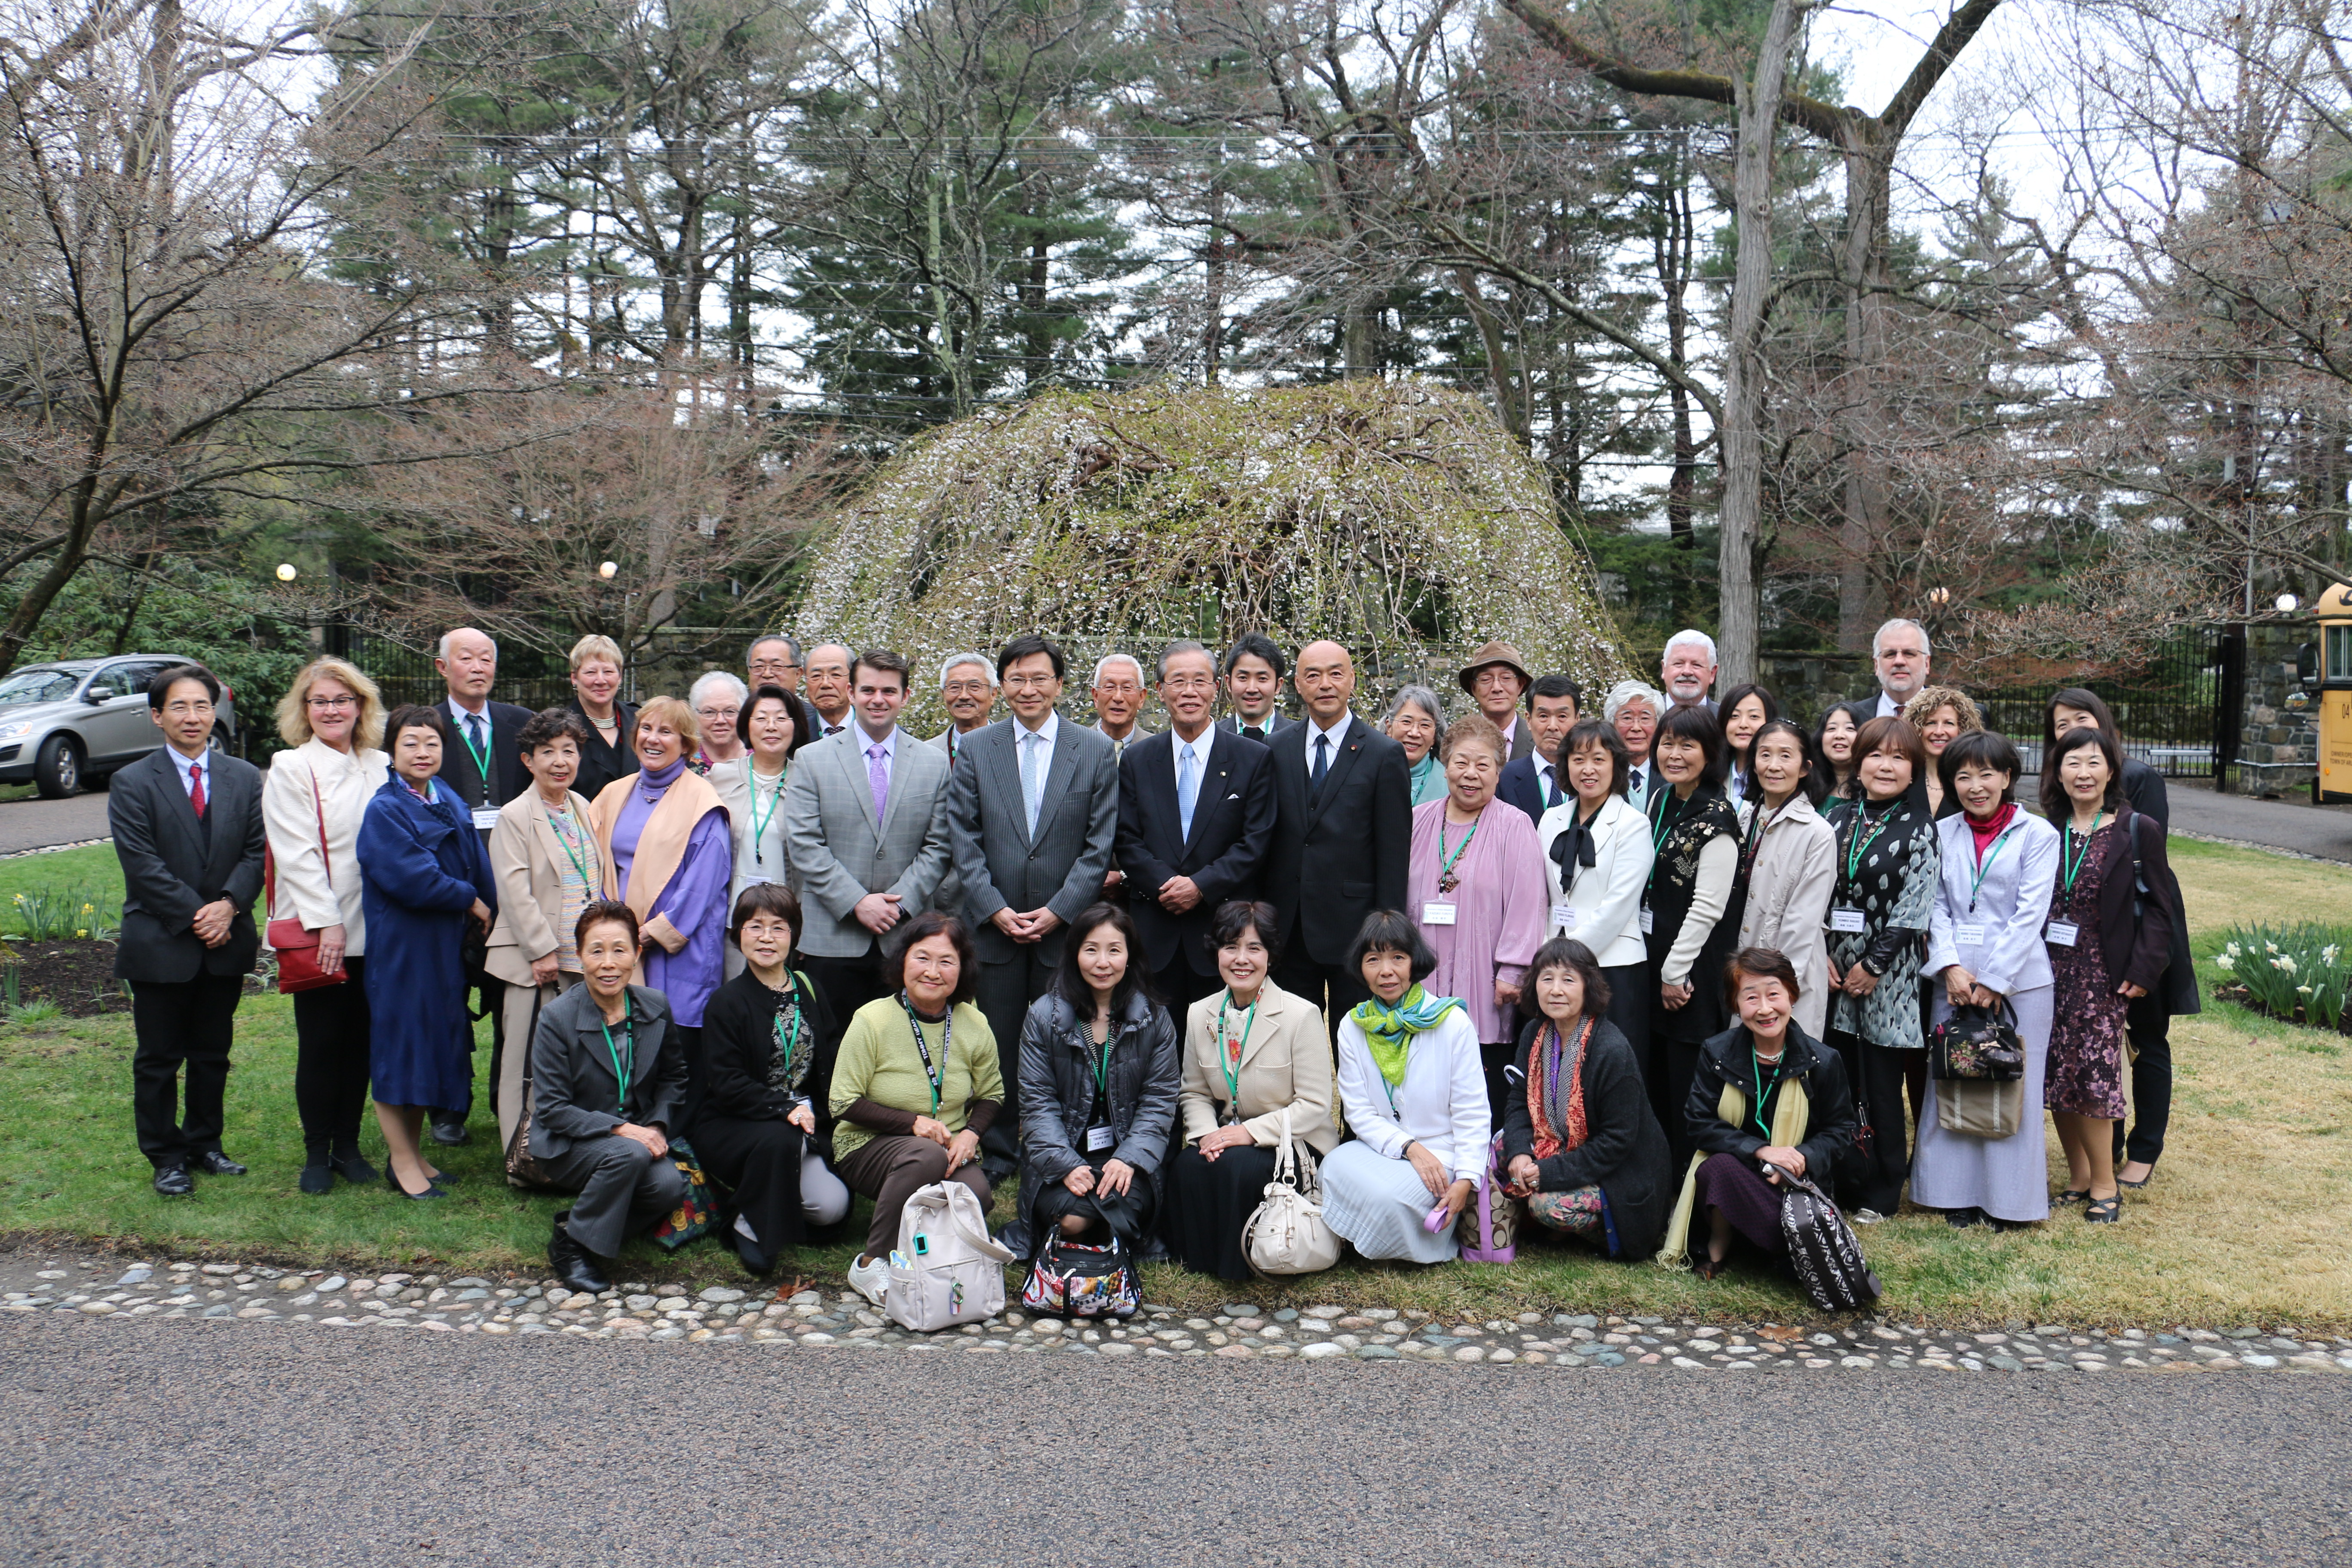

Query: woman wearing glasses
[263,658,393,1196]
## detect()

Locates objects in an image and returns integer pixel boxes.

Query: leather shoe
[426,1170,460,1186]
[152,1163,193,1197]
[190,1150,247,1176]
[548,1218,611,1294]
[299,1163,334,1196]
[428,1118,471,1147]
[331,1152,379,1184]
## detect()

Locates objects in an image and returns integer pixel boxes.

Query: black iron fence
[1974,627,2224,780]
[334,632,577,715]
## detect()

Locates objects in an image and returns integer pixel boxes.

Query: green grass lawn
[3,838,2348,1328]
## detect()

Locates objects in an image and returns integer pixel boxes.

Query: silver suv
[0,656,241,798]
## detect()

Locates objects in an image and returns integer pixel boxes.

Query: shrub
[2214,924,2352,1033]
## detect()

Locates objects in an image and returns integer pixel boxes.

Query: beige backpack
[883,1180,1014,1332]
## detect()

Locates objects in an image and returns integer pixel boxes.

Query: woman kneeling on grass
[828,911,1004,1307]
[1320,912,1490,1265]
[1660,947,1856,1280]
[533,901,691,1295]
[1498,937,1672,1259]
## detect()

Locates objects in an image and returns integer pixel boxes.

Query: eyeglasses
[306,696,357,711]
[1160,676,1216,693]
[696,706,741,722]
[1002,674,1057,690]
[943,680,993,698]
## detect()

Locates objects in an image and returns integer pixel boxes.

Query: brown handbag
[504,1075,567,1191]
[265,772,345,994]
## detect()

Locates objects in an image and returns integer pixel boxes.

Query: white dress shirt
[165,743,208,800]
[1304,712,1350,781]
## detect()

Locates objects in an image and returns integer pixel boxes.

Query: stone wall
[2239,620,2321,798]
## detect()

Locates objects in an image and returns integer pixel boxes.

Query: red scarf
[1966,801,2017,863]
[1525,1016,1593,1162]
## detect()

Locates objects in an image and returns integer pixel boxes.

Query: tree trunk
[1836,133,1893,651]
[1718,0,1808,689]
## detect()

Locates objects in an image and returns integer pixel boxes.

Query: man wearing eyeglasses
[746,633,821,750]
[943,633,1120,1181]
[926,653,998,919]
[1115,640,1277,1007]
[430,626,533,1147]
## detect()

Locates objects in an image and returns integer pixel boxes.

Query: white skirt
[1911,984,2055,1224]
[1320,1142,1460,1265]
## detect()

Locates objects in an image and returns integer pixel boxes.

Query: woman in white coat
[263,657,392,1195]
[1537,720,1654,1057]
[1320,912,1490,1264]
[1911,730,2061,1230]
[1732,720,1837,1036]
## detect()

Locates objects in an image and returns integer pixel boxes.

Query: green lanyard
[1968,824,2017,913]
[748,766,787,866]
[1090,1020,1115,1105]
[1843,800,1897,885]
[1217,993,1258,1107]
[899,994,946,1115]
[1644,787,1688,900]
[1436,817,1477,889]
[1749,1047,1784,1140]
[546,803,596,888]
[455,712,493,788]
[598,998,635,1104]
[2060,812,2106,900]
[771,988,805,1087]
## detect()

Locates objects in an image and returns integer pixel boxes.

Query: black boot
[548,1213,611,1294]
[330,1144,378,1185]
[299,1143,333,1196]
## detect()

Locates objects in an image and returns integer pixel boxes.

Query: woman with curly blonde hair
[1901,686,1982,819]
[264,657,391,1193]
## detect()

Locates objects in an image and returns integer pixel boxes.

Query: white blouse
[1535,792,1654,968]
[1333,1007,1490,1188]
[262,737,389,954]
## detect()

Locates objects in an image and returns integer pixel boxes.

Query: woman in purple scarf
[590,695,734,1129]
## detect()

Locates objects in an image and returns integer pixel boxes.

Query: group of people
[108,614,2197,1302]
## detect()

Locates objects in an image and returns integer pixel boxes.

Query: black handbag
[1776,1169,1882,1312]
[1929,997,2025,1081]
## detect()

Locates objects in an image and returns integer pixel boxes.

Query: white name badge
[1551,904,1577,931]
[1639,906,1655,934]
[1085,1125,1114,1152]
[2046,920,2080,947]
[1956,923,1987,946]
[471,807,500,831]
[1421,901,1458,926]
[1828,907,1866,934]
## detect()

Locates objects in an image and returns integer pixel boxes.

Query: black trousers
[800,949,890,1142]
[1654,1035,1703,1172]
[2117,989,2173,1166]
[1150,956,1221,1014]
[976,946,1058,1169]
[695,1114,810,1251]
[1272,951,1372,1027]
[432,973,499,1126]
[293,956,371,1159]
[1031,1158,1158,1251]
[1831,1031,1914,1217]
[130,971,245,1168]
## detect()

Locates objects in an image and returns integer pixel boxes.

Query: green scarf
[1350,983,1464,1091]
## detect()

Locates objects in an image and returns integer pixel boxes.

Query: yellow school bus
[2321,581,2352,803]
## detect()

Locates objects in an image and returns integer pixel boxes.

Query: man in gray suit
[108,665,266,1196]
[945,633,1119,1177]
[784,649,953,1062]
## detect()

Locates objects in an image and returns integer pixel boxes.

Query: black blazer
[1223,713,1298,744]
[566,696,639,802]
[699,967,838,1125]
[1115,726,1278,977]
[1262,715,1412,968]
[108,746,267,984]
[435,697,534,822]
[1496,754,1561,824]
[1684,1021,1856,1186]
[1500,1015,1672,1258]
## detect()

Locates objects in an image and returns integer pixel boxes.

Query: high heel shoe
[384,1164,444,1201]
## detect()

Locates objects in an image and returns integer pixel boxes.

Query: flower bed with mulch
[3,938,131,1016]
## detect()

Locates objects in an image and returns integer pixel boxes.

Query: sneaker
[846,1253,889,1307]
[1849,1208,1886,1226]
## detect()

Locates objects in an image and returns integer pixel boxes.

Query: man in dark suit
[1608,680,1666,813]
[1497,674,1583,822]
[1118,640,1277,1009]
[1261,640,1412,1019]
[747,633,823,756]
[108,665,266,1196]
[1219,633,1298,744]
[430,626,533,1147]
[945,633,1120,1178]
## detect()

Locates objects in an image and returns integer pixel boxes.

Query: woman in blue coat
[357,704,497,1200]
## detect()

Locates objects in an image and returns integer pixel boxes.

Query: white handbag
[1241,1109,1342,1277]
[883,1179,1014,1332]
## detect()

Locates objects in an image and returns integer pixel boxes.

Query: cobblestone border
[0,836,110,862]
[10,1256,2349,1374]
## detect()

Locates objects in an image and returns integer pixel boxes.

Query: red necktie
[189,763,206,819]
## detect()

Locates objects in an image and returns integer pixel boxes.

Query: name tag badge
[1421,901,1458,926]
[1085,1125,1114,1153]
[471,806,500,831]
[2046,919,2080,947]
[1639,906,1655,935]
[1956,922,1988,946]
[1829,907,1867,934]
[1551,904,1577,931]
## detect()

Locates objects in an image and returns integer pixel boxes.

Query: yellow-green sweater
[828,997,1004,1160]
